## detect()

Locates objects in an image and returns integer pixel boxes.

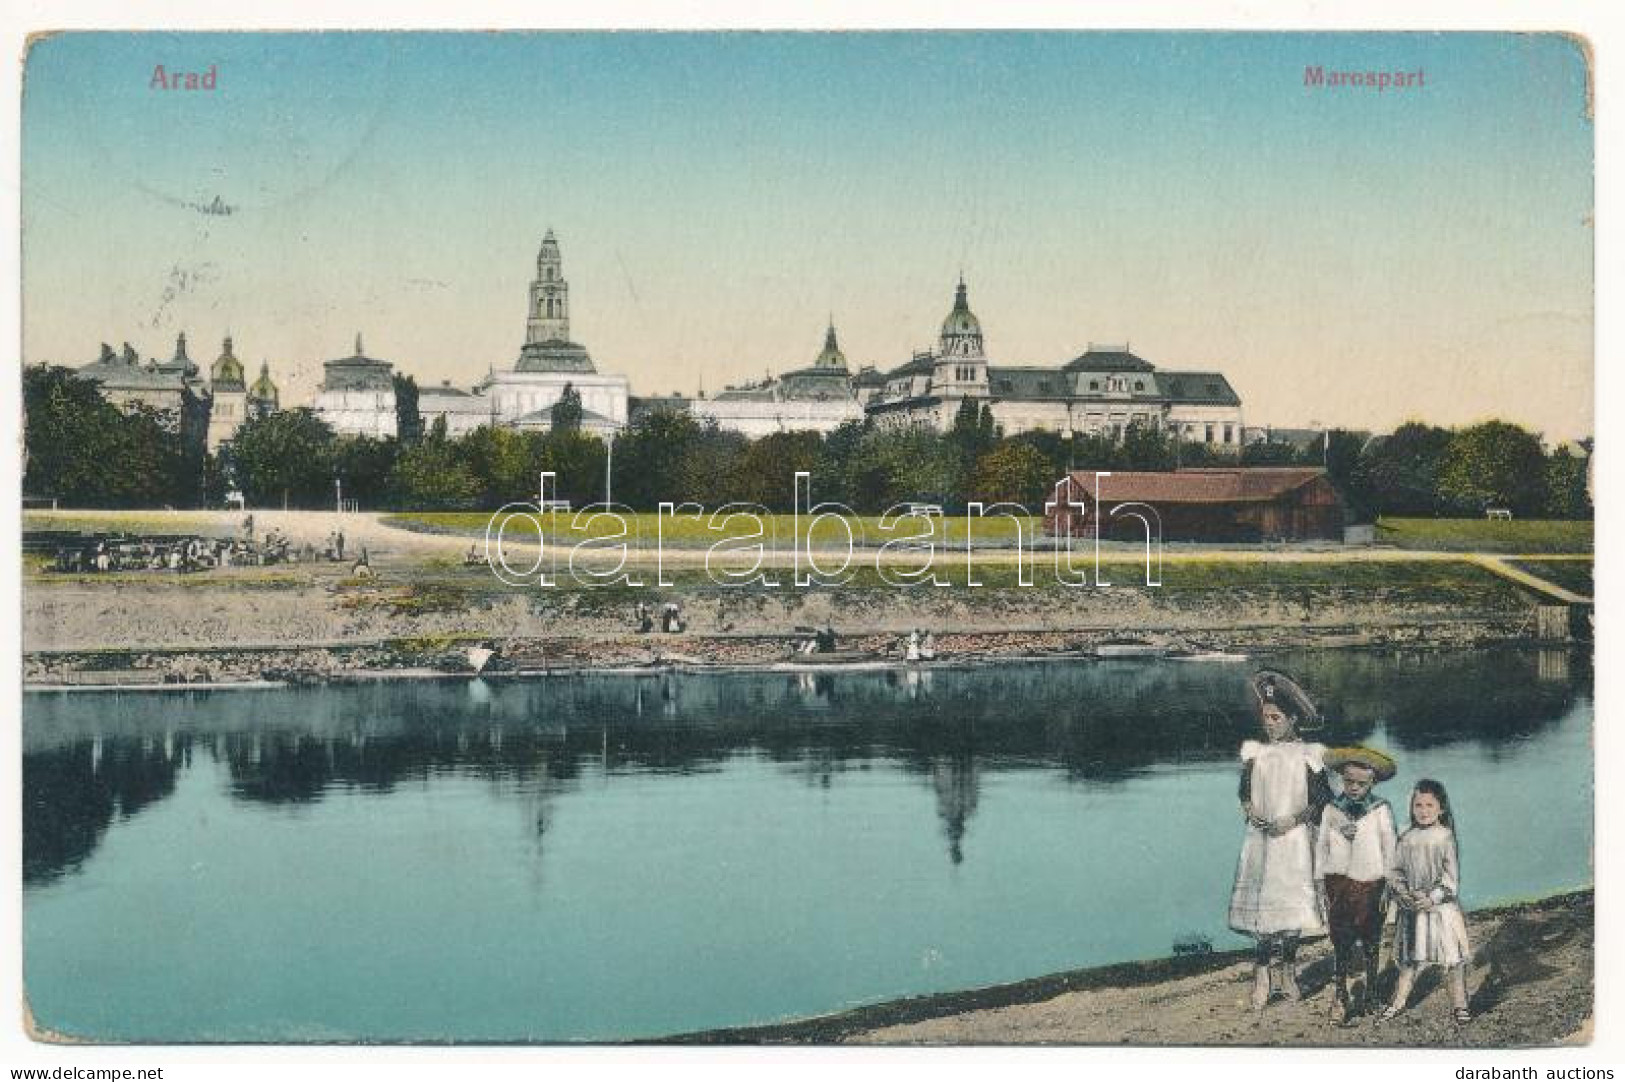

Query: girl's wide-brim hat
[1323,746,1398,782]
[1250,670,1321,729]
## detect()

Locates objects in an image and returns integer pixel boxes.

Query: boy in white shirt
[1316,746,1399,1024]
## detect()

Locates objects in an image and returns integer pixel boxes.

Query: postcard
[17,30,1594,1049]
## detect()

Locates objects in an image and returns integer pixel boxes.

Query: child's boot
[1279,934,1302,1001]
[1360,942,1382,1018]
[1279,963,1301,1002]
[1249,964,1271,1010]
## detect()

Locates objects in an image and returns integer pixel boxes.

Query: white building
[480,230,630,433]
[691,323,866,437]
[864,279,1245,444]
[418,381,495,437]
[313,334,398,439]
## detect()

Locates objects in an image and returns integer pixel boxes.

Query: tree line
[23,365,1592,519]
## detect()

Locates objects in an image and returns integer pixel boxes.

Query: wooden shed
[1045,468,1348,543]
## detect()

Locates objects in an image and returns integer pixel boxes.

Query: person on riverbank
[1316,746,1399,1024]
[1228,670,1331,1009]
[1381,779,1473,1025]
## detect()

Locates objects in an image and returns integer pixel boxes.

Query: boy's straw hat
[1323,746,1398,782]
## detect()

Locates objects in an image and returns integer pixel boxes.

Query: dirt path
[1470,555,1593,604]
[672,892,1591,1048]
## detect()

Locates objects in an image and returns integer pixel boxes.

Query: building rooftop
[1060,468,1328,505]
[1061,345,1156,373]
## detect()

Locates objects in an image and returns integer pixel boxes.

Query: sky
[20,31,1594,440]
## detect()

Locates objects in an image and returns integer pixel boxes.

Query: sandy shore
[22,509,1570,684]
[670,891,1592,1048]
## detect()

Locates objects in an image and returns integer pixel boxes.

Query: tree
[1435,421,1549,517]
[23,365,192,508]
[458,425,534,508]
[738,431,822,512]
[387,416,479,510]
[392,373,422,444]
[550,383,584,434]
[535,429,608,508]
[231,408,337,509]
[1116,422,1176,471]
[1352,422,1453,517]
[1240,441,1299,466]
[967,442,1053,507]
[331,435,399,511]
[841,426,960,513]
[1544,444,1592,519]
[947,398,998,482]
[610,410,712,509]
[1323,430,1372,520]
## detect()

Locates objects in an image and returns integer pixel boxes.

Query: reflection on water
[23,647,1592,1041]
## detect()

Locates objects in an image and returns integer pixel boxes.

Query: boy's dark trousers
[1323,873,1385,1018]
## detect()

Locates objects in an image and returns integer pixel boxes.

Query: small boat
[1092,639,1166,659]
[782,649,875,667]
[1171,650,1250,663]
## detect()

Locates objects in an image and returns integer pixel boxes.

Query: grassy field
[1375,517,1592,553]
[357,552,1530,603]
[23,510,236,537]
[385,510,1049,548]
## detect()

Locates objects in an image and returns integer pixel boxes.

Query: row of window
[1086,376,1146,393]
[1076,417,1236,444]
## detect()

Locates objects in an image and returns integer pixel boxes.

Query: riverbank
[670,890,1593,1047]
[22,509,1589,685]
[22,562,1553,685]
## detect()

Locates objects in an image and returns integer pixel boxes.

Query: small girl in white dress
[1382,778,1474,1023]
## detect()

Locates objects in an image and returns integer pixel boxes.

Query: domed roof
[537,228,560,265]
[813,321,848,371]
[249,360,279,403]
[940,279,982,338]
[516,338,596,374]
[211,336,246,389]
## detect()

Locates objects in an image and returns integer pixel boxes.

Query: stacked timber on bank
[1045,468,1347,543]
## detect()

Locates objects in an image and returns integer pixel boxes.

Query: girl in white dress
[1382,779,1474,1023]
[1228,671,1332,1009]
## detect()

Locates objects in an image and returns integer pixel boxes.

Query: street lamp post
[604,430,615,506]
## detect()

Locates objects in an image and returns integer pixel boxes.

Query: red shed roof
[1058,468,1329,505]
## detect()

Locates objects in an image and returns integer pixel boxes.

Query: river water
[23,647,1592,1042]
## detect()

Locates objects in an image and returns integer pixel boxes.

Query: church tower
[932,277,990,397]
[526,229,570,345]
[248,360,280,417]
[814,320,848,371]
[206,336,249,451]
